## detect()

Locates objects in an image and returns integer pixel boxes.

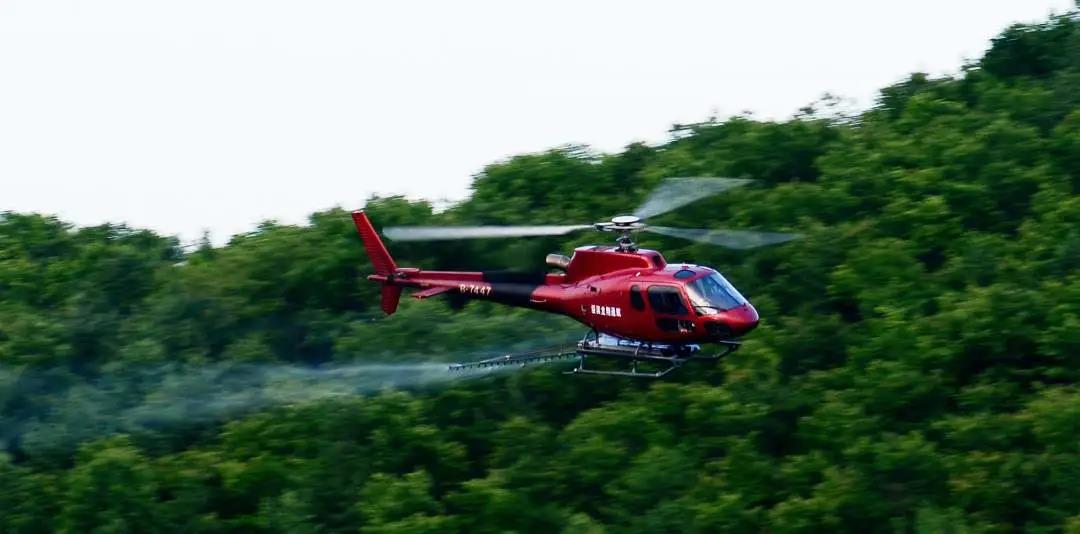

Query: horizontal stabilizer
[412,286,453,300]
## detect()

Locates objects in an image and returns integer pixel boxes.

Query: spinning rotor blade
[383,225,591,241]
[646,226,802,250]
[632,177,752,220]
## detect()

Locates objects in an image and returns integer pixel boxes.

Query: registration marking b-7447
[459,283,492,296]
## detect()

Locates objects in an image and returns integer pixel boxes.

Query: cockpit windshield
[686,272,747,313]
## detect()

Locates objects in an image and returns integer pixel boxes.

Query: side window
[647,285,688,315]
[629,284,645,311]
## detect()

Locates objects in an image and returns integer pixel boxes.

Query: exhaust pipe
[546,253,571,271]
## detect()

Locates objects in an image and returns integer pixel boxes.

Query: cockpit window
[674,269,696,279]
[686,272,747,313]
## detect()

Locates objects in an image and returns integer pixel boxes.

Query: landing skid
[448,331,739,378]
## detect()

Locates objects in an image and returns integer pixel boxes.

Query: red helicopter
[352,177,800,377]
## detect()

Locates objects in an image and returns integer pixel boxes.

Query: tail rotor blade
[632,177,752,220]
[382,225,591,241]
[646,226,802,250]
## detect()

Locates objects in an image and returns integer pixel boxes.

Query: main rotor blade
[646,226,802,250]
[632,177,752,220]
[382,225,591,241]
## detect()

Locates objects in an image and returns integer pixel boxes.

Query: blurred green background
[2,12,1079,533]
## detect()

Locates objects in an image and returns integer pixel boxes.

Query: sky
[0,1,1073,244]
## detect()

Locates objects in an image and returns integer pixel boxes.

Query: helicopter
[352,177,800,377]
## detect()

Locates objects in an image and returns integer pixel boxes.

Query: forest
[1,11,1078,533]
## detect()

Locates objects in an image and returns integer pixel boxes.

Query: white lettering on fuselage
[590,304,622,318]
[459,283,492,296]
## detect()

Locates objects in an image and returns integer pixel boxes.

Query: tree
[58,437,157,533]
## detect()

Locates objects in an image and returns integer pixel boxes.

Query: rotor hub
[595,216,646,251]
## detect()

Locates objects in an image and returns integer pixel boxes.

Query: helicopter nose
[730,304,760,335]
[703,304,759,339]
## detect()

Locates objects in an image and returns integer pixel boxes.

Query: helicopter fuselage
[367,243,759,344]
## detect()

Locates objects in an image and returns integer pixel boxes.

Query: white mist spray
[1,359,517,457]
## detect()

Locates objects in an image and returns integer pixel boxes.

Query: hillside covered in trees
[2,11,1079,533]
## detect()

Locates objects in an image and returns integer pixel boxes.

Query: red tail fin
[352,211,397,275]
[352,211,402,315]
[381,285,403,315]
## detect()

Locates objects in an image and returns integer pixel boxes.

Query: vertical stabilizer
[351,211,397,276]
[381,285,403,315]
[352,211,402,314]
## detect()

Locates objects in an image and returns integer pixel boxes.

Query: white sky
[0,1,1072,244]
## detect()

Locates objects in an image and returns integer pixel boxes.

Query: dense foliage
[2,12,1079,533]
